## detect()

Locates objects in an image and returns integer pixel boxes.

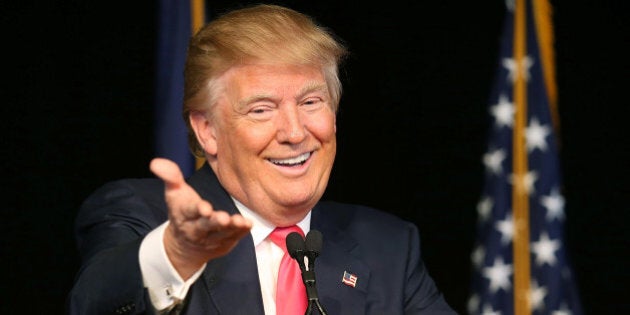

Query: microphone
[286,230,328,315]
[286,232,307,271]
[305,230,323,271]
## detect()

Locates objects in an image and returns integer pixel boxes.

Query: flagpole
[191,0,205,33]
[512,0,531,314]
[190,0,207,170]
[532,0,559,132]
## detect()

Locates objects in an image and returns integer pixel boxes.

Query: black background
[4,0,628,314]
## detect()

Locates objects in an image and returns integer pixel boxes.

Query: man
[68,4,457,314]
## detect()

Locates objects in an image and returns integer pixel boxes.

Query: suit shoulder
[315,201,415,232]
[82,178,164,206]
[77,178,167,225]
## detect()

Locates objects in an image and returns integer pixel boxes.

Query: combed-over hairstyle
[182,4,347,157]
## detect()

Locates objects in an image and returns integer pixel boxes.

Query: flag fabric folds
[154,0,196,176]
[468,1,583,314]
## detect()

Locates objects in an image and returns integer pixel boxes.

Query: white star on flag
[530,280,549,312]
[484,149,507,175]
[531,232,561,266]
[505,0,515,12]
[472,245,486,269]
[482,304,502,315]
[509,170,539,195]
[502,55,534,82]
[467,294,480,314]
[540,187,566,221]
[552,303,573,315]
[495,213,514,245]
[526,117,551,152]
[477,196,494,222]
[483,257,513,293]
[490,94,515,128]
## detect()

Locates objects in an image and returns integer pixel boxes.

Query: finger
[150,158,185,189]
[176,199,212,222]
[202,223,251,248]
[204,210,232,231]
[219,215,253,240]
[197,212,251,237]
[230,214,253,229]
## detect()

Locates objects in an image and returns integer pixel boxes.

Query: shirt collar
[231,197,311,246]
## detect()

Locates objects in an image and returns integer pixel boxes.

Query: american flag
[342,271,358,288]
[468,1,583,314]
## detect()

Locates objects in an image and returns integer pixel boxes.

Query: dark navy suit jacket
[67,164,457,315]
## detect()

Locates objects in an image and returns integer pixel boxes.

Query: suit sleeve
[67,179,166,315]
[403,223,459,314]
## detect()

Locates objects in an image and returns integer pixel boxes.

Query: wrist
[163,225,208,280]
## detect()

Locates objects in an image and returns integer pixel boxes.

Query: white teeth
[269,152,311,165]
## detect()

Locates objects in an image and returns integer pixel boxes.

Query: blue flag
[154,0,197,176]
[468,1,583,314]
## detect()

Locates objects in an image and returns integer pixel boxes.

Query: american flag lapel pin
[341,271,358,288]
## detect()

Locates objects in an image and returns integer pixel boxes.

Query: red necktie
[269,226,307,315]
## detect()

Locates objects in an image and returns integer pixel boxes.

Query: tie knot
[269,225,304,252]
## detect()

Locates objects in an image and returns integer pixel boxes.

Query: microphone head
[305,230,323,255]
[286,232,306,259]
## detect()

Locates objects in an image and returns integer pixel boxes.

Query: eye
[247,104,274,120]
[301,97,326,110]
[251,107,268,114]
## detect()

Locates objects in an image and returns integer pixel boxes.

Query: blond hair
[182,4,348,156]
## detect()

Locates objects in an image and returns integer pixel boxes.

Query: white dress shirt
[139,197,311,314]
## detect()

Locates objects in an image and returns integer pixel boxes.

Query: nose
[277,106,306,143]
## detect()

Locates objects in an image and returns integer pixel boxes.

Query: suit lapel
[187,165,265,315]
[201,235,265,315]
[311,204,370,314]
[187,164,238,216]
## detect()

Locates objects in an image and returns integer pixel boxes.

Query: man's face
[198,63,337,226]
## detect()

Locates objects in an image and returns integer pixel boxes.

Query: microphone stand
[303,230,327,315]
[302,266,327,315]
[302,270,328,315]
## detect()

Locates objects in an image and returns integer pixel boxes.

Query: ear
[189,111,218,156]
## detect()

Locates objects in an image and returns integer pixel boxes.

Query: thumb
[150,158,185,189]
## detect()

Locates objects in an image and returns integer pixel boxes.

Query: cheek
[308,114,337,141]
[229,123,276,153]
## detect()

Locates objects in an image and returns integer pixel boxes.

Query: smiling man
[68,4,456,315]
[192,63,337,228]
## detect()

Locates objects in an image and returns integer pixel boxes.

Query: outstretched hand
[150,158,252,279]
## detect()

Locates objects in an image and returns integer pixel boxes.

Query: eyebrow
[298,82,329,99]
[237,94,275,111]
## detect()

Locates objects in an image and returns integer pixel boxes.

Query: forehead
[207,62,331,116]
[221,63,327,93]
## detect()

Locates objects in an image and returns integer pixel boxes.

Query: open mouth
[268,152,311,166]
